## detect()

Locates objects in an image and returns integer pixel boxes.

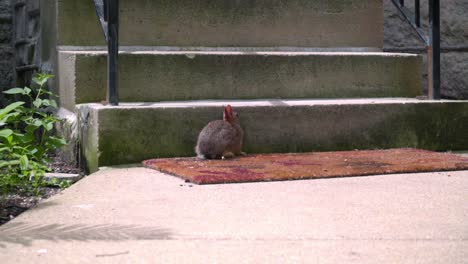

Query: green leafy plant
[0,73,66,195]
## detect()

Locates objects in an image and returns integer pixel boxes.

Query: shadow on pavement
[0,222,173,248]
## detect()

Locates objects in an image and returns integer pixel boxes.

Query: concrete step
[58,49,422,110]
[46,0,383,47]
[77,99,468,172]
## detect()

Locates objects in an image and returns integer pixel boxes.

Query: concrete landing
[0,167,467,263]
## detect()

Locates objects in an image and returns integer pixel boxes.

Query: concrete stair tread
[77,99,468,172]
[82,98,468,109]
[59,46,384,53]
[60,48,417,57]
[59,50,422,109]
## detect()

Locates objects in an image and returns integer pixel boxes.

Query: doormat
[143,149,468,184]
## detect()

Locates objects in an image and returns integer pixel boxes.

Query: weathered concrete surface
[77,99,468,172]
[0,167,467,263]
[58,50,422,109]
[384,0,468,99]
[53,0,383,47]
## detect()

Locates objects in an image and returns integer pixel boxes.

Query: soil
[49,154,82,175]
[0,155,83,226]
[0,187,61,225]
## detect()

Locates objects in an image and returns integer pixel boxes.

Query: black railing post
[107,0,119,105]
[428,0,441,99]
[415,0,420,27]
[391,0,441,99]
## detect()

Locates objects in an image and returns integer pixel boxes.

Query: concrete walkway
[0,167,467,263]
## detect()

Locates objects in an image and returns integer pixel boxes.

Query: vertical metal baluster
[428,0,440,99]
[103,0,108,22]
[391,0,441,98]
[107,0,119,105]
[415,0,420,27]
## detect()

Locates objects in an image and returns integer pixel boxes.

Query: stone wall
[14,0,41,87]
[0,0,40,105]
[0,0,14,103]
[384,0,468,99]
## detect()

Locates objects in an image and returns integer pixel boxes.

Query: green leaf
[0,111,21,126]
[19,155,29,171]
[40,90,58,97]
[3,88,26,95]
[42,99,51,106]
[44,121,54,131]
[33,99,43,108]
[33,119,42,127]
[59,180,72,189]
[0,160,20,168]
[25,124,40,133]
[24,87,32,95]
[33,74,54,87]
[48,177,58,185]
[41,99,58,109]
[6,135,13,145]
[47,136,66,147]
[0,129,13,138]
[0,101,25,119]
[12,132,25,139]
[50,100,58,108]
[32,77,44,87]
[0,147,9,152]
[29,148,38,155]
[19,132,34,144]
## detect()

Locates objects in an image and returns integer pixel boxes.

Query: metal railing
[391,0,440,99]
[91,0,441,103]
[93,0,119,105]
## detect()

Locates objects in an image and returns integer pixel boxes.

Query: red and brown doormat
[143,148,468,184]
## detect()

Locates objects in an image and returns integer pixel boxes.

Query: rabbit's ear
[224,105,233,121]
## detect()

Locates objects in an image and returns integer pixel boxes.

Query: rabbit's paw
[222,151,235,160]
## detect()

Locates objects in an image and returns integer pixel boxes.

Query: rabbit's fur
[195,105,244,159]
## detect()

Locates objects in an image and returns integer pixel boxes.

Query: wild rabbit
[195,105,245,159]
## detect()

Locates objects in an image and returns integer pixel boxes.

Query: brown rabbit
[195,105,245,159]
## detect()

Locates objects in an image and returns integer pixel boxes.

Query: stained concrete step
[45,0,383,47]
[59,49,422,110]
[77,99,468,172]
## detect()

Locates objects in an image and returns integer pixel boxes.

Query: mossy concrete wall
[78,100,468,172]
[53,0,383,47]
[59,51,422,110]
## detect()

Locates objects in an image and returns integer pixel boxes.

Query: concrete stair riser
[52,0,383,47]
[77,100,468,172]
[59,51,422,110]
